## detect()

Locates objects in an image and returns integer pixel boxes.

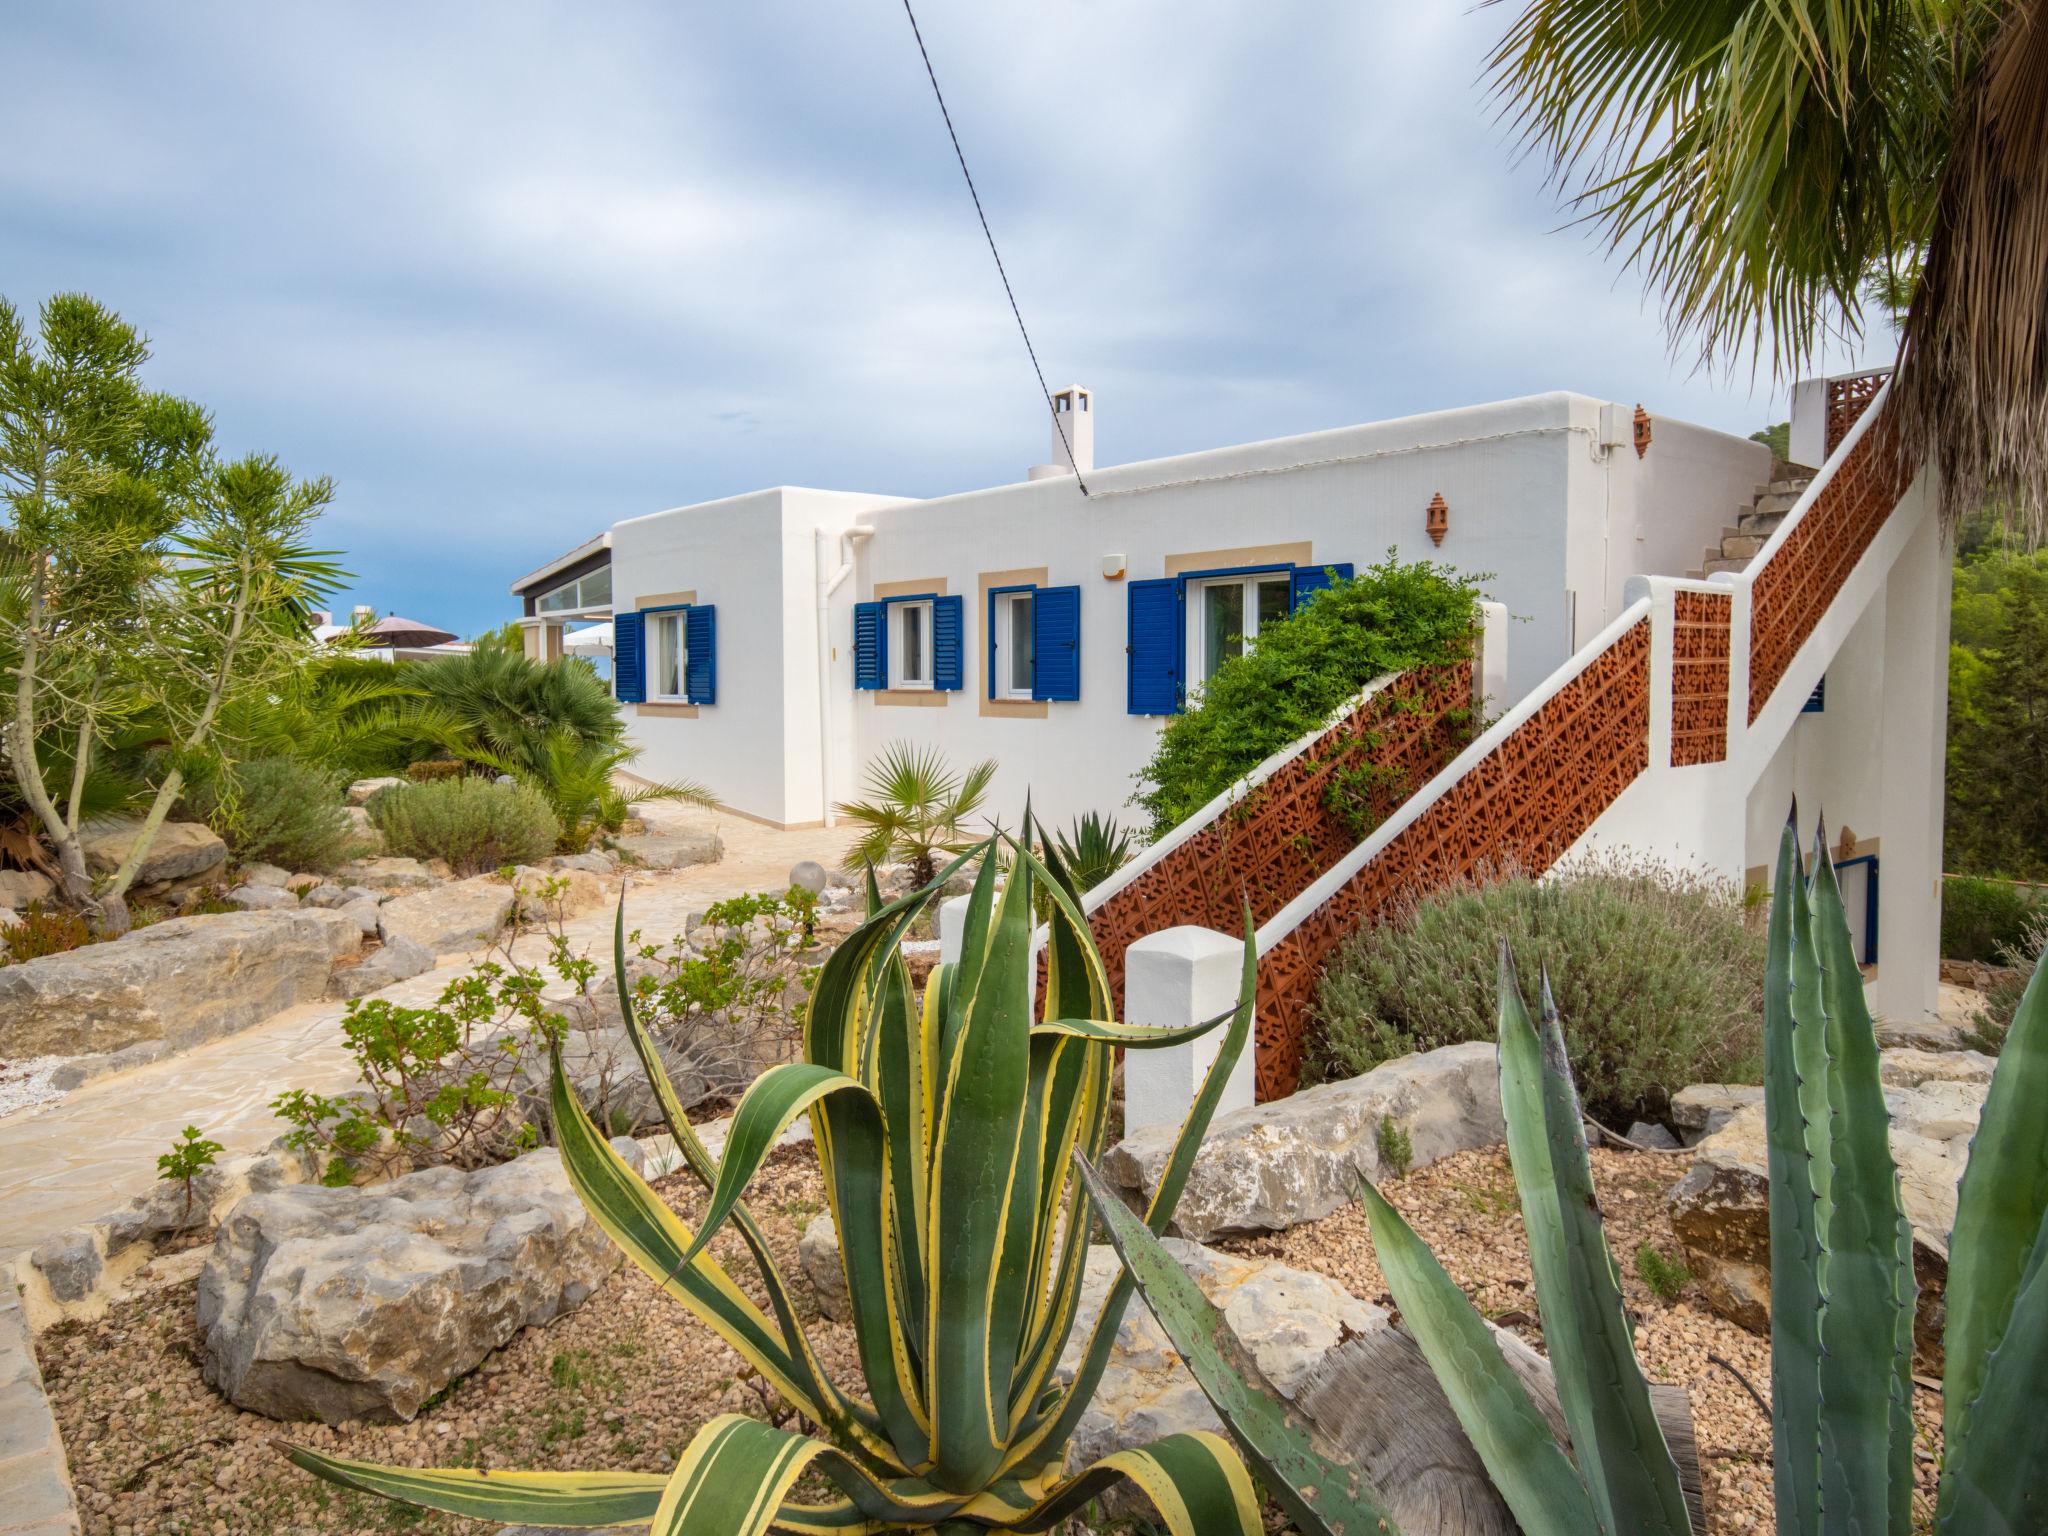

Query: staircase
[1688,462,1815,578]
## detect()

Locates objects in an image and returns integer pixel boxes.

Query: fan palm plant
[282,825,1269,1536]
[411,642,625,780]
[1050,811,1135,893]
[1488,0,2048,534]
[528,732,718,852]
[834,742,995,885]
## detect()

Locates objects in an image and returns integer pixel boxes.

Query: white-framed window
[891,599,934,690]
[651,611,687,701]
[1187,571,1290,687]
[993,589,1035,700]
[535,566,612,614]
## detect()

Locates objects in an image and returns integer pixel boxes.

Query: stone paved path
[0,806,852,1265]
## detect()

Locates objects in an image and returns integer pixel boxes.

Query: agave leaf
[1807,830,1915,1532]
[962,1429,1262,1536]
[277,1442,669,1525]
[1360,1179,1597,1536]
[1073,1149,1405,1536]
[1495,948,1691,1535]
[1936,1203,2048,1533]
[1940,945,2048,1524]
[1761,822,1823,1536]
[1029,1011,1234,1046]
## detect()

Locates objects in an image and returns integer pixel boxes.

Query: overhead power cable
[899,0,1089,495]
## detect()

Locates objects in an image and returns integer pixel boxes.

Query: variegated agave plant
[283,828,1267,1536]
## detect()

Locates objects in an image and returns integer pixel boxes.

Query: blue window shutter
[986,588,1000,700]
[684,605,716,705]
[1031,584,1081,702]
[1290,561,1354,611]
[613,611,646,703]
[933,595,965,691]
[854,602,884,690]
[1126,577,1183,715]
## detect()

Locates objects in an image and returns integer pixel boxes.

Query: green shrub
[1634,1242,1691,1303]
[1,902,92,962]
[1310,857,1765,1123]
[367,777,561,873]
[1966,913,2048,1053]
[1940,873,2048,963]
[1134,555,1481,837]
[186,756,357,872]
[1375,1114,1414,1178]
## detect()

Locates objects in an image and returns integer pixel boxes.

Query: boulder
[0,908,364,1057]
[550,850,618,877]
[377,876,517,956]
[82,818,227,888]
[197,1140,644,1423]
[338,857,438,893]
[612,828,723,871]
[335,900,383,938]
[346,776,406,806]
[1668,1100,1958,1355]
[343,804,384,854]
[518,1025,707,1133]
[329,935,436,1000]
[1876,1018,1973,1052]
[1102,1042,1503,1240]
[0,869,54,908]
[1669,1083,1764,1143]
[299,884,354,910]
[801,1212,850,1322]
[1627,1120,1682,1149]
[509,865,606,922]
[227,885,295,912]
[238,863,293,888]
[1880,1047,1997,1090]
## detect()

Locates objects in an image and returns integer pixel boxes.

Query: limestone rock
[510,865,606,922]
[335,899,384,938]
[0,869,54,908]
[550,850,619,876]
[1056,1240,1385,1476]
[612,828,723,871]
[338,856,438,893]
[343,804,384,853]
[0,908,364,1057]
[82,818,227,887]
[346,776,405,806]
[300,883,354,909]
[1876,1018,1972,1052]
[1881,1047,1996,1090]
[238,863,293,888]
[801,1212,849,1322]
[1669,1083,1764,1143]
[329,935,436,1000]
[519,1025,707,1134]
[197,1141,643,1423]
[1668,1099,1959,1354]
[227,884,295,912]
[377,876,516,956]
[1102,1042,1503,1240]
[1628,1120,1681,1149]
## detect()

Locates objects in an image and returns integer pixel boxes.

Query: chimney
[1028,385,1094,481]
[350,604,375,627]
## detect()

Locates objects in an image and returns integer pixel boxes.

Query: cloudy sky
[5,4,1894,639]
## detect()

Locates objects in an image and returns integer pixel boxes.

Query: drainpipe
[816,526,872,828]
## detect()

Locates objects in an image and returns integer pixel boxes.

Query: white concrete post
[1476,599,1509,717]
[939,894,971,964]
[1122,926,1255,1136]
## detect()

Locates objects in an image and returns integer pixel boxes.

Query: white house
[515,388,1772,828]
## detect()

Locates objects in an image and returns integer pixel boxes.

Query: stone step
[1703,555,1750,576]
[1753,489,1805,515]
[1719,533,1768,560]
[1737,508,1788,535]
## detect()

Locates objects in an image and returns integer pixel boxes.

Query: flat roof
[510,531,610,596]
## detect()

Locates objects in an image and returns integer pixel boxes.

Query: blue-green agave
[1081,815,2048,1535]
[282,828,1273,1536]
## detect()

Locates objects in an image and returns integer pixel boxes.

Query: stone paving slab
[0,1294,79,1534]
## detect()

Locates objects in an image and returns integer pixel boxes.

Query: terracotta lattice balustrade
[1670,589,1732,766]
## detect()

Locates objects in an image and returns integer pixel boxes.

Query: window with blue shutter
[1031,584,1081,701]
[1290,561,1355,610]
[684,605,716,705]
[1126,577,1182,715]
[932,595,964,691]
[613,611,647,703]
[853,602,884,690]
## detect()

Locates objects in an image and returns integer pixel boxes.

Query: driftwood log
[1293,1324,1704,1534]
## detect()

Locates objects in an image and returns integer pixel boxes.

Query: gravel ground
[38,1140,1942,1534]
[0,1054,69,1118]
[1218,1145,1945,1533]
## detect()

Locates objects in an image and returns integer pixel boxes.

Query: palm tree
[1487,0,2044,532]
[834,742,996,886]
[528,733,718,853]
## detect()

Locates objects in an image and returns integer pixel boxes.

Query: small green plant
[0,901,93,963]
[1375,1113,1414,1178]
[155,1125,225,1221]
[1941,872,2048,964]
[521,735,717,853]
[1050,811,1136,892]
[1312,854,1765,1124]
[1967,913,2048,1052]
[366,776,561,874]
[833,741,995,885]
[1634,1242,1691,1303]
[184,756,360,872]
